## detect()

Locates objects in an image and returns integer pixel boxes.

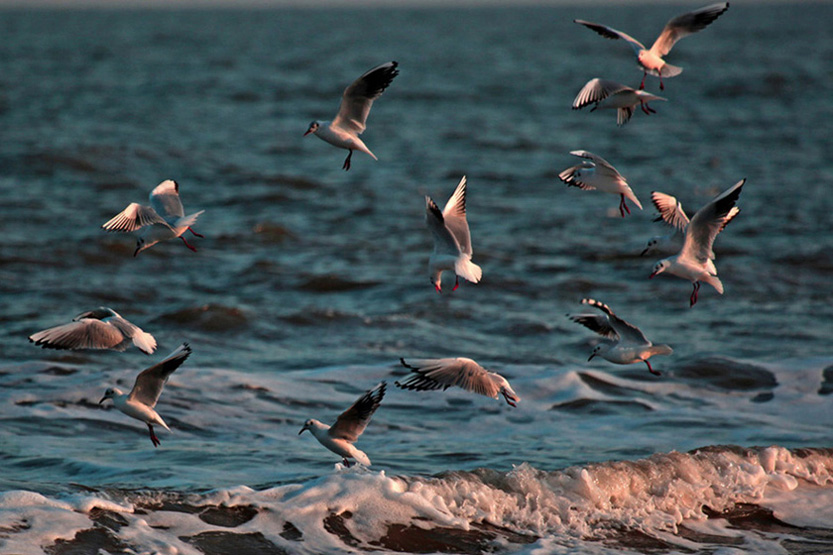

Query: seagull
[299,382,386,467]
[29,307,157,355]
[641,190,739,257]
[304,61,399,171]
[558,150,643,217]
[572,78,666,126]
[397,358,519,407]
[575,2,730,90]
[650,179,745,307]
[568,298,672,376]
[425,176,482,293]
[99,343,191,447]
[102,179,205,257]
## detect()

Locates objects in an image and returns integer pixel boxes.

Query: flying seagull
[572,78,666,126]
[650,179,745,306]
[102,179,205,256]
[99,343,191,447]
[425,176,482,292]
[304,61,399,170]
[397,357,519,407]
[299,382,386,466]
[558,150,643,217]
[29,307,157,355]
[568,299,672,376]
[575,2,730,90]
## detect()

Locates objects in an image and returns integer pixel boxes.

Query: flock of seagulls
[24,3,744,466]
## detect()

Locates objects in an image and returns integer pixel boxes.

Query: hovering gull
[99,343,191,447]
[641,190,739,257]
[558,150,643,217]
[568,298,672,376]
[29,307,157,355]
[425,176,482,293]
[397,357,519,407]
[572,78,666,126]
[102,179,205,257]
[650,179,745,306]
[299,382,386,466]
[575,2,730,90]
[304,61,399,171]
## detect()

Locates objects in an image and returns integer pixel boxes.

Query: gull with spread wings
[29,307,156,355]
[572,78,666,126]
[397,358,519,407]
[558,150,643,217]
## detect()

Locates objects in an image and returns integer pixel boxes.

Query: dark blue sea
[1,3,833,553]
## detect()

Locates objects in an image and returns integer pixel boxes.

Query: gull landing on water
[99,343,191,447]
[650,179,745,307]
[572,79,666,126]
[641,190,740,257]
[558,150,643,217]
[569,299,672,376]
[397,358,519,407]
[304,61,399,171]
[29,307,156,354]
[425,176,482,293]
[299,382,386,467]
[102,179,204,256]
[575,2,730,90]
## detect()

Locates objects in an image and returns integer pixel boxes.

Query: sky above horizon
[0,0,782,7]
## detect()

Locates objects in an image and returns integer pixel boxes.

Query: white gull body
[102,179,204,256]
[29,307,156,354]
[304,61,399,171]
[425,176,482,292]
[397,357,519,407]
[650,179,745,306]
[99,343,191,447]
[299,382,386,466]
[558,150,643,217]
[569,298,672,376]
[572,78,666,126]
[575,2,730,90]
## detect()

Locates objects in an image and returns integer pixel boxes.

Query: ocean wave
[3,446,833,554]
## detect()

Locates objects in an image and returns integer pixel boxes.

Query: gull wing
[567,312,618,340]
[572,79,629,110]
[29,318,127,351]
[574,19,646,56]
[328,382,386,442]
[569,150,624,182]
[397,358,500,399]
[149,180,185,222]
[558,161,596,190]
[102,203,166,233]
[441,176,473,256]
[680,178,745,265]
[426,196,462,256]
[581,298,650,346]
[650,2,730,57]
[128,343,192,408]
[651,191,690,231]
[332,61,399,135]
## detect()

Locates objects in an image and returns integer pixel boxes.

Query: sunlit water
[1,3,832,553]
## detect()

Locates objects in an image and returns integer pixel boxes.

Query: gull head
[304,121,320,137]
[650,259,671,279]
[431,273,442,293]
[134,238,146,257]
[299,419,315,435]
[588,344,609,361]
[99,387,123,405]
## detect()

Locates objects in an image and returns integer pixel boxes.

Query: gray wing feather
[128,343,192,407]
[681,179,745,264]
[650,2,730,57]
[149,180,185,221]
[396,358,500,398]
[29,319,127,351]
[328,382,386,442]
[333,61,399,135]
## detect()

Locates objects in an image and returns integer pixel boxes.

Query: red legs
[644,360,662,376]
[619,194,631,218]
[342,150,353,171]
[640,102,657,115]
[188,227,204,238]
[502,391,517,407]
[180,236,198,252]
[639,72,647,90]
[452,276,460,292]
[147,423,161,447]
[434,283,442,294]
[689,281,701,307]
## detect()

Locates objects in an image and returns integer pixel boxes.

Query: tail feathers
[703,274,724,294]
[351,448,371,466]
[623,187,643,210]
[656,63,683,78]
[132,331,158,355]
[617,107,634,126]
[455,257,482,284]
[176,210,204,229]
[649,344,673,357]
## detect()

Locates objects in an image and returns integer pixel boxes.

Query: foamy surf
[2,445,832,554]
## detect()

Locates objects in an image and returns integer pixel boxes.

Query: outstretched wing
[128,343,192,408]
[574,19,647,56]
[426,196,462,256]
[149,180,185,221]
[572,78,629,110]
[569,150,624,182]
[29,319,127,351]
[332,61,399,135]
[441,176,473,256]
[581,298,650,345]
[680,178,745,264]
[396,357,500,399]
[651,191,690,231]
[328,382,386,442]
[650,2,730,57]
[102,203,166,233]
